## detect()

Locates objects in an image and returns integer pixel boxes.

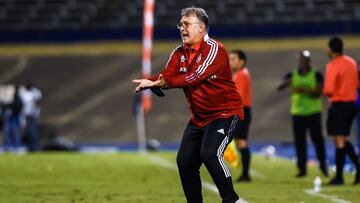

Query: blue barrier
[0,21,359,43]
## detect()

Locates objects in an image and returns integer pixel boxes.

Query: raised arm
[133,47,181,93]
[163,42,225,88]
[277,72,292,91]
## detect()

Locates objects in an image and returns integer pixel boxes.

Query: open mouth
[181,33,189,39]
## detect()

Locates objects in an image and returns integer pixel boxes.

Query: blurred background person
[20,82,42,151]
[229,50,253,182]
[357,86,360,151]
[357,64,360,151]
[323,37,360,185]
[2,85,23,152]
[277,50,328,177]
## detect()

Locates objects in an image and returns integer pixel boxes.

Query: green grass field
[0,152,358,203]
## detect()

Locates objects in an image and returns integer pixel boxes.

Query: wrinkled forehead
[180,15,199,23]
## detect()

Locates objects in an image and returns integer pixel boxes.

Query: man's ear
[239,59,246,67]
[199,24,206,33]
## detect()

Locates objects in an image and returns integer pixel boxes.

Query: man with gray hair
[133,7,243,203]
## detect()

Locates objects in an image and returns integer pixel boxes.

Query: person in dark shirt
[2,86,23,152]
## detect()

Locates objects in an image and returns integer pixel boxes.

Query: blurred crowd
[0,82,42,152]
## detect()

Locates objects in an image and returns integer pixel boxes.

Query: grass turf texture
[0,152,359,203]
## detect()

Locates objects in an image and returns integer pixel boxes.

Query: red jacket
[151,34,244,127]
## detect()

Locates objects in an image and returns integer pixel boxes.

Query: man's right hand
[133,74,166,93]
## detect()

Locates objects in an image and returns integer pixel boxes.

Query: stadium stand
[0,0,359,30]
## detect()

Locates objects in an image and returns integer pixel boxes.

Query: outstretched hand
[133,74,165,93]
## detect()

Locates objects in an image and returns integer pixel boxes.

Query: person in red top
[323,37,360,185]
[133,7,243,203]
[229,50,253,182]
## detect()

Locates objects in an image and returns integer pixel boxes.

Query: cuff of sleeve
[148,75,158,82]
[162,76,171,89]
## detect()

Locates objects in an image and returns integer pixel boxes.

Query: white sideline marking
[250,169,266,179]
[275,155,352,203]
[143,153,177,170]
[143,153,249,203]
[304,189,351,203]
[201,181,219,194]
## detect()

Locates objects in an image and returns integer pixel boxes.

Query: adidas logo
[217,128,225,135]
[181,55,187,62]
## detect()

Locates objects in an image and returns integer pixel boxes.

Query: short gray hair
[181,7,209,32]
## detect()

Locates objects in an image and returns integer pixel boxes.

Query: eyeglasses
[176,22,202,29]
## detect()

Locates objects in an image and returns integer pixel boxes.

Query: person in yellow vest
[277,50,328,177]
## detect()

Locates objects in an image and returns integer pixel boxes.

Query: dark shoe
[328,177,344,185]
[320,164,329,177]
[236,175,251,182]
[354,171,360,185]
[296,171,306,178]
